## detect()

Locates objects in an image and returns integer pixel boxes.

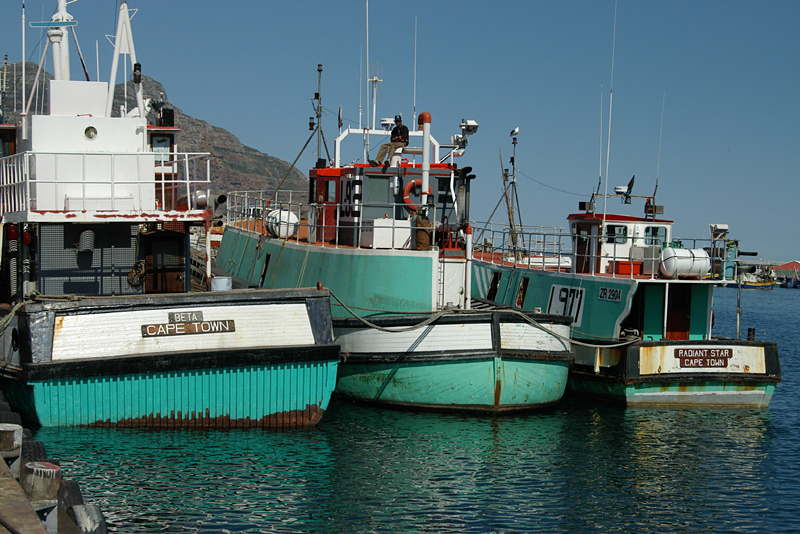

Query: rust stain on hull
[86,405,325,430]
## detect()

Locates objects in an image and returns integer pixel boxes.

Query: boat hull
[333,312,573,412]
[568,339,780,407]
[0,289,340,428]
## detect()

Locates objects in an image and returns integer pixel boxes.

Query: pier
[0,392,106,534]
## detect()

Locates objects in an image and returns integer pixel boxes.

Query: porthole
[84,126,98,140]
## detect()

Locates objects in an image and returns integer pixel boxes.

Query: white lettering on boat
[674,348,732,368]
[168,310,204,323]
[141,320,236,337]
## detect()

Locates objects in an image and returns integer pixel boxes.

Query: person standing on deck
[371,115,409,167]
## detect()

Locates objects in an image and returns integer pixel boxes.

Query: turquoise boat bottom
[335,357,570,413]
[1,359,339,428]
[567,376,777,407]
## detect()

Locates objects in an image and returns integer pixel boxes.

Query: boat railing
[472,221,734,280]
[0,150,211,217]
[225,190,446,252]
[472,220,572,270]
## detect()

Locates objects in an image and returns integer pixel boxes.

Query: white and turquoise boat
[472,186,781,407]
[0,0,339,428]
[216,112,573,413]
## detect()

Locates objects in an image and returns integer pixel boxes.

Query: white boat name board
[51,303,315,361]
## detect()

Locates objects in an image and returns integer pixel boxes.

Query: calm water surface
[36,288,799,533]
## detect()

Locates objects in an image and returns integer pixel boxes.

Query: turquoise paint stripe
[337,358,568,408]
[497,359,570,405]
[567,377,777,406]
[471,260,635,339]
[26,361,337,427]
[218,228,437,315]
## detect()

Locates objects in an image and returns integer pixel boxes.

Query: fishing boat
[215,104,573,413]
[471,170,780,407]
[722,265,777,290]
[0,0,339,428]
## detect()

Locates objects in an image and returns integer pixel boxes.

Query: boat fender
[403,179,433,211]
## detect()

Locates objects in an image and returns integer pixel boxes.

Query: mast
[601,0,618,234]
[413,16,417,126]
[51,0,72,80]
[316,64,322,164]
[504,133,520,260]
[106,0,144,119]
[651,91,665,219]
[2,56,7,122]
[365,0,370,131]
[21,1,27,137]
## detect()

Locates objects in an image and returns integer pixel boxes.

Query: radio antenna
[654,91,665,201]
[601,0,618,229]
[413,16,417,125]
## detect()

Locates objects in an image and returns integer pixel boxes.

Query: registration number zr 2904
[598,286,622,302]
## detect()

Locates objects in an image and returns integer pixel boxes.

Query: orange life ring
[402,179,433,211]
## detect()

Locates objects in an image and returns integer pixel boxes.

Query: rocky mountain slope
[1,62,308,194]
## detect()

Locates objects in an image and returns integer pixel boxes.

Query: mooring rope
[327,289,639,348]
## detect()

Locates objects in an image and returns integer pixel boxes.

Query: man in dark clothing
[371,114,409,166]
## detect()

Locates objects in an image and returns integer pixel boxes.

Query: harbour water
[35,287,799,533]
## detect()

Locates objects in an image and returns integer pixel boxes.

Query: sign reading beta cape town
[674,347,732,368]
[141,310,235,338]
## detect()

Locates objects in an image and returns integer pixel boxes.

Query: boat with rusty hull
[0,0,339,428]
[472,185,781,406]
[0,289,338,428]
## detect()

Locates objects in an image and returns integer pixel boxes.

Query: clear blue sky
[3,1,798,261]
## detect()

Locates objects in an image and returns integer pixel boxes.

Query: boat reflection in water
[35,396,782,533]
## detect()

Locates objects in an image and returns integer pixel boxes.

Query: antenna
[21,1,27,137]
[594,82,603,210]
[601,0,618,230]
[365,0,370,131]
[316,64,323,165]
[654,91,665,199]
[413,16,417,126]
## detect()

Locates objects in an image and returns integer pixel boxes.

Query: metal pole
[317,64,322,164]
[465,224,473,310]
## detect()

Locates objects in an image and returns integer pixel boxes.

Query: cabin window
[325,180,337,202]
[645,226,667,247]
[606,225,628,244]
[487,272,501,301]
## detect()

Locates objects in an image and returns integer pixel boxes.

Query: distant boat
[0,0,339,429]
[721,266,777,290]
[215,111,574,413]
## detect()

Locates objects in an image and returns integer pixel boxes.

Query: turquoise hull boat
[216,113,574,413]
[0,1,340,428]
[0,290,340,428]
[472,206,781,407]
[333,313,572,412]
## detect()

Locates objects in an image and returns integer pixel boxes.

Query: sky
[2,0,798,261]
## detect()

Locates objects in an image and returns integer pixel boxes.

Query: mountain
[0,62,308,194]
